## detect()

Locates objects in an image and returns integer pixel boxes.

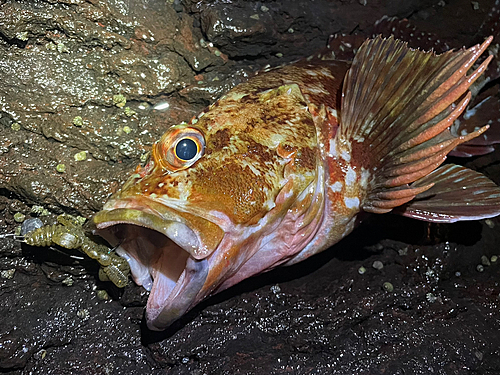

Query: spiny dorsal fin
[336,35,493,214]
[396,164,500,222]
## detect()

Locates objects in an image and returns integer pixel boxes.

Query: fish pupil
[175,138,198,161]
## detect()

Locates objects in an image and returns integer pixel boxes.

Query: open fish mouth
[92,201,220,330]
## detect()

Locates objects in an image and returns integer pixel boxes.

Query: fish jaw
[92,198,223,330]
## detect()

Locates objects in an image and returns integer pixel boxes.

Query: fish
[92,35,500,331]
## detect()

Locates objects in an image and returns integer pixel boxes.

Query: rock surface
[1,0,500,373]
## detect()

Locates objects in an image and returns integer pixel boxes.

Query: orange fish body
[93,36,500,330]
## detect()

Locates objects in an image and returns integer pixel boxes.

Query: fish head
[92,83,322,330]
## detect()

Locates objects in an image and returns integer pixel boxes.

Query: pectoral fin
[395,164,500,223]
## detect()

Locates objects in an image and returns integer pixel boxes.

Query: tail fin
[336,36,493,215]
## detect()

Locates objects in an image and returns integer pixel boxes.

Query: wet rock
[191,0,437,60]
[0,269,150,372]
[0,0,224,216]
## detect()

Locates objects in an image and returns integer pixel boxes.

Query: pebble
[382,282,394,292]
[0,269,16,279]
[20,217,43,235]
[481,255,491,266]
[13,212,25,223]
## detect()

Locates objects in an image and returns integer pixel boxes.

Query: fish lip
[146,256,209,331]
[92,203,215,260]
[93,196,225,259]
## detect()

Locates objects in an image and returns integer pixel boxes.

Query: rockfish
[93,36,500,331]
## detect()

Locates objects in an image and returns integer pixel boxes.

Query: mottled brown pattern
[327,157,346,190]
[191,161,272,223]
[290,61,348,110]
[349,140,368,170]
[294,147,317,171]
[243,138,275,164]
[206,128,231,154]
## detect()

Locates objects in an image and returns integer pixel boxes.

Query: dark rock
[193,0,438,60]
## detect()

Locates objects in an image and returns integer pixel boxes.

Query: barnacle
[57,43,69,53]
[74,151,87,161]
[31,205,50,216]
[72,116,84,127]
[113,94,127,108]
[21,214,130,288]
[45,42,57,50]
[123,107,136,117]
[382,282,394,292]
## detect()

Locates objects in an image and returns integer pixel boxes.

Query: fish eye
[175,138,198,161]
[156,126,205,171]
